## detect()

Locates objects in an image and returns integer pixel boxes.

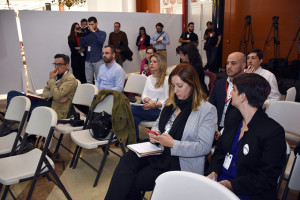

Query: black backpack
[87,111,112,140]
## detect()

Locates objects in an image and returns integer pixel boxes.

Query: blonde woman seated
[105,64,217,200]
[131,53,169,141]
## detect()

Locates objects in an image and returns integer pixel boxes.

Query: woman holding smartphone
[136,27,151,62]
[105,64,217,200]
[139,46,156,76]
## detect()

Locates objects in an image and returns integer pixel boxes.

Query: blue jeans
[204,46,218,72]
[85,59,103,84]
[131,105,161,141]
[6,90,51,118]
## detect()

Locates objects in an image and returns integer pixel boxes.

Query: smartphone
[147,129,159,136]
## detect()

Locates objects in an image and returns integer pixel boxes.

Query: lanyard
[166,115,173,133]
[225,81,232,105]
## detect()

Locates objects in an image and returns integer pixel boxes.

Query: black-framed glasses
[146,52,153,55]
[52,63,66,67]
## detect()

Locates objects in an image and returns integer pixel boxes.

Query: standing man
[95,45,126,92]
[108,22,128,67]
[178,22,199,46]
[203,21,221,72]
[150,22,170,62]
[209,52,246,136]
[246,48,281,105]
[80,16,106,84]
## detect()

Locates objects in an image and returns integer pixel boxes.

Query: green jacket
[42,71,77,119]
[91,89,136,144]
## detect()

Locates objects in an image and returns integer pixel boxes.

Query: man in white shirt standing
[246,49,281,106]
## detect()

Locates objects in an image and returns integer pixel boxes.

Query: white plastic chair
[124,74,147,96]
[0,96,30,157]
[285,87,296,101]
[204,74,210,92]
[282,152,300,199]
[70,95,125,187]
[0,107,71,200]
[151,171,239,200]
[54,83,98,154]
[266,101,300,143]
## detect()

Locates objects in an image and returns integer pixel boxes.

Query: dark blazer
[209,108,286,200]
[136,35,150,50]
[209,77,233,126]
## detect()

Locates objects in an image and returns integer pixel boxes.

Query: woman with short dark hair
[208,73,286,200]
[105,63,217,200]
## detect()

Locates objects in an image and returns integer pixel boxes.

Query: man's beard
[103,57,113,64]
[189,29,194,33]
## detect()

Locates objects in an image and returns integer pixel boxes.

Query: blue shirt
[95,61,126,92]
[80,29,106,63]
[150,31,170,50]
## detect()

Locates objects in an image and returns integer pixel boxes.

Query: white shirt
[219,77,233,127]
[142,75,169,109]
[255,67,281,105]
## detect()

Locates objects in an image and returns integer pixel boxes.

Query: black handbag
[88,111,112,140]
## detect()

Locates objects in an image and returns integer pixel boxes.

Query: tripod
[286,26,300,60]
[239,15,254,54]
[263,16,280,58]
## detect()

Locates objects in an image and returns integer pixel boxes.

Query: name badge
[159,36,163,41]
[223,153,233,170]
[87,46,91,52]
[187,34,190,38]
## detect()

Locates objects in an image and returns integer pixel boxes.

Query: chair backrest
[265,101,300,137]
[151,171,239,200]
[288,154,300,191]
[93,95,114,115]
[166,66,175,75]
[204,74,210,91]
[285,87,296,102]
[124,74,147,96]
[5,96,31,121]
[72,83,98,107]
[26,107,57,138]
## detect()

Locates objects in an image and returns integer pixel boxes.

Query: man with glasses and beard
[179,22,199,47]
[95,45,126,92]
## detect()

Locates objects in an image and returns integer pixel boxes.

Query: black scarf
[150,94,193,171]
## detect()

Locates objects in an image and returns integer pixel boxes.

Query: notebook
[127,142,162,157]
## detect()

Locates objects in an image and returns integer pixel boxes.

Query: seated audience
[95,45,126,92]
[105,63,217,200]
[6,54,78,120]
[245,48,281,105]
[207,73,286,199]
[136,27,151,62]
[140,46,156,76]
[131,53,168,141]
[176,43,208,96]
[209,52,246,135]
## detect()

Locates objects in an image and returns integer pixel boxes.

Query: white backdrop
[19,10,182,90]
[0,10,24,94]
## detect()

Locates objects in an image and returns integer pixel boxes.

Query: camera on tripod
[76,26,90,37]
[245,15,251,24]
[272,16,279,23]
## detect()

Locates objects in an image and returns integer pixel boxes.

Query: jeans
[85,59,103,84]
[204,46,218,72]
[131,105,161,141]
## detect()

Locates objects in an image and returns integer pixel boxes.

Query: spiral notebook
[127,142,162,157]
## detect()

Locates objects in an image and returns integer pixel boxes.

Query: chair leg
[1,186,10,200]
[282,184,289,200]
[26,176,39,200]
[120,142,126,154]
[54,133,64,154]
[93,143,110,187]
[69,145,80,168]
[49,170,72,200]
[73,147,83,169]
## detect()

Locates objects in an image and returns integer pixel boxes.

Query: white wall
[19,10,181,90]
[0,10,24,94]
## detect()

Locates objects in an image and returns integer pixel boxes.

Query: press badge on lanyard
[223,153,233,170]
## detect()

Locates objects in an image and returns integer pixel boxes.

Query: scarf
[150,94,193,171]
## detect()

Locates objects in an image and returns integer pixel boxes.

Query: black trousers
[105,150,167,200]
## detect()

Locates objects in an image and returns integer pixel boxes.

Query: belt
[157,49,166,51]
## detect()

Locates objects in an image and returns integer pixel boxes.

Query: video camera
[76,26,90,37]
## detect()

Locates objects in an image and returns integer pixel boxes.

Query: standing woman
[136,27,150,62]
[132,53,169,141]
[105,64,217,200]
[68,22,86,83]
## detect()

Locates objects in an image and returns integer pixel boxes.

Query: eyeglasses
[52,63,66,67]
[146,52,153,55]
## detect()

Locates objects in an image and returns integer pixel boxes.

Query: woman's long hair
[68,22,79,42]
[166,63,207,110]
[150,53,167,89]
[139,26,146,36]
[176,42,203,68]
